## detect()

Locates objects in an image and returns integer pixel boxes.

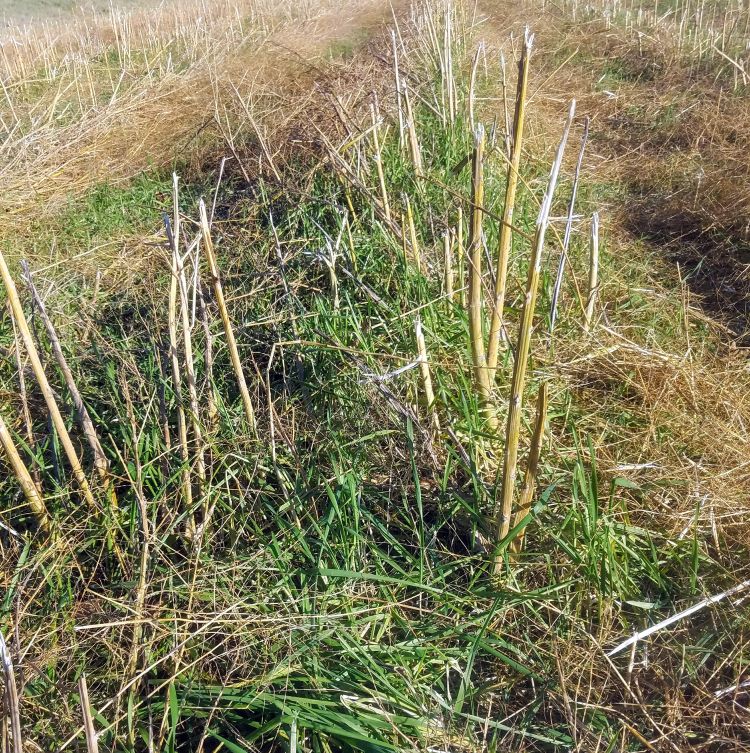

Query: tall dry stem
[585,212,600,332]
[0,248,98,513]
[499,51,512,158]
[403,81,423,176]
[174,229,207,494]
[487,30,533,382]
[199,199,257,435]
[549,116,589,333]
[8,301,39,487]
[467,125,495,429]
[22,262,116,508]
[495,101,576,572]
[196,282,218,426]
[164,206,194,536]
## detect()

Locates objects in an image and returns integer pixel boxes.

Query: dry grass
[559,317,750,547]
[0,0,394,237]
[515,1,750,337]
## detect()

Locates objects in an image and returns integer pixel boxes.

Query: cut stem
[199,199,257,435]
[487,30,533,382]
[585,212,600,332]
[415,318,439,431]
[443,231,454,302]
[78,675,99,753]
[467,125,495,429]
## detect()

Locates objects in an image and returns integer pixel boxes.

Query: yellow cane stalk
[467,125,496,429]
[487,30,533,382]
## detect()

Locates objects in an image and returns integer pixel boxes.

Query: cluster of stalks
[0,174,257,557]
[458,28,572,567]
[0,172,263,750]
[163,179,260,538]
[0,1,606,580]
[323,7,604,565]
[457,30,602,566]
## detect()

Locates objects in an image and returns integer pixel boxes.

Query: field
[0,0,749,751]
[1,1,140,21]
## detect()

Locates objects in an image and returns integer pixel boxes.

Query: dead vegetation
[0,0,395,236]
